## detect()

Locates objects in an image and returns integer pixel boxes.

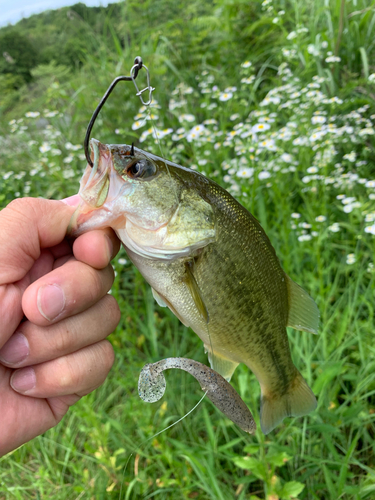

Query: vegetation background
[1,0,375,498]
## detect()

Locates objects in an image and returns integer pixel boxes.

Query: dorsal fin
[286,275,319,334]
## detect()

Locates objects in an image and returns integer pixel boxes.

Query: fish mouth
[68,139,127,237]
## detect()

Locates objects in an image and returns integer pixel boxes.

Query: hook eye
[130,63,155,106]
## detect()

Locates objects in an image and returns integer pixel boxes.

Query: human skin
[0,196,121,456]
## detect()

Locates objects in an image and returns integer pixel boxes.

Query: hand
[0,197,121,456]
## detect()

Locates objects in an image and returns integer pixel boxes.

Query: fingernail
[0,333,29,365]
[61,194,81,207]
[11,367,36,393]
[37,284,65,321]
[106,235,114,261]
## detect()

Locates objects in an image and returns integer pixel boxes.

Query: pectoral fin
[204,346,239,382]
[152,288,167,307]
[286,275,319,334]
[184,261,209,323]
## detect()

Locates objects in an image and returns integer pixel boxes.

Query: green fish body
[70,139,319,434]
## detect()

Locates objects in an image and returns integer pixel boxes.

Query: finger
[0,295,120,367]
[10,340,115,397]
[73,228,121,269]
[0,198,75,285]
[22,259,114,326]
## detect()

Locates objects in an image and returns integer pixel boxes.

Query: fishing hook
[84,56,155,167]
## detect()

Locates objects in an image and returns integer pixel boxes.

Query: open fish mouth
[68,139,130,236]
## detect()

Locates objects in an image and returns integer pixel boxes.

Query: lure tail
[260,371,316,434]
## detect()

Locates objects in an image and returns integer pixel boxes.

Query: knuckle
[100,340,115,372]
[101,295,121,330]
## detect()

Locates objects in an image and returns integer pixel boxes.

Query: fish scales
[70,139,319,434]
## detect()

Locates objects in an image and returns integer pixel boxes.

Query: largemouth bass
[69,139,319,434]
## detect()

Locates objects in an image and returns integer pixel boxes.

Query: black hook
[84,56,143,167]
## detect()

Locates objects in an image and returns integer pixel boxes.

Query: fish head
[69,139,216,259]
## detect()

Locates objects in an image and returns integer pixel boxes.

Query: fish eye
[125,159,156,180]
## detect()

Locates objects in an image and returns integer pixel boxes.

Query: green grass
[1,0,375,498]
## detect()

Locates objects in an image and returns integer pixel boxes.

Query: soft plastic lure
[138,357,256,434]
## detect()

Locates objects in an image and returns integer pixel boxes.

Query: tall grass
[1,0,375,498]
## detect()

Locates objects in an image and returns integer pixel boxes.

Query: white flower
[307,167,318,174]
[39,142,51,153]
[132,120,146,130]
[328,223,340,232]
[25,111,40,118]
[325,55,341,63]
[259,171,271,180]
[152,128,173,139]
[252,123,271,133]
[139,128,153,143]
[359,128,375,136]
[63,156,74,164]
[287,31,297,40]
[365,225,375,235]
[241,61,252,68]
[219,92,233,101]
[241,76,255,85]
[315,215,326,222]
[298,234,312,241]
[280,153,293,163]
[186,124,207,142]
[369,73,375,83]
[272,17,279,24]
[311,115,326,124]
[321,41,328,48]
[179,114,195,123]
[346,253,356,264]
[237,167,254,178]
[291,213,301,219]
[45,110,59,117]
[118,258,127,265]
[307,44,320,56]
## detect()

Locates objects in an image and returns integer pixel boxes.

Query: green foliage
[1,0,375,499]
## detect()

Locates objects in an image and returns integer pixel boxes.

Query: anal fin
[286,275,319,334]
[204,345,239,382]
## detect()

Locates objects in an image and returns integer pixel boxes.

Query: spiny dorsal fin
[286,275,319,334]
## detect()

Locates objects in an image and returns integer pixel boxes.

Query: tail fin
[260,372,317,434]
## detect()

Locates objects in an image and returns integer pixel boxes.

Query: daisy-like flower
[237,167,254,178]
[325,55,341,63]
[45,110,58,117]
[241,76,255,85]
[252,123,271,133]
[368,73,375,83]
[280,153,293,163]
[39,142,51,153]
[346,253,356,264]
[241,61,252,68]
[315,215,326,222]
[219,92,233,101]
[179,114,195,123]
[328,223,340,232]
[132,120,146,130]
[307,167,319,173]
[365,225,375,235]
[25,111,40,118]
[311,116,326,124]
[259,171,271,180]
[291,213,301,219]
[298,234,312,241]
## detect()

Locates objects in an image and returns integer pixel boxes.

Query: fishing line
[119,390,208,499]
